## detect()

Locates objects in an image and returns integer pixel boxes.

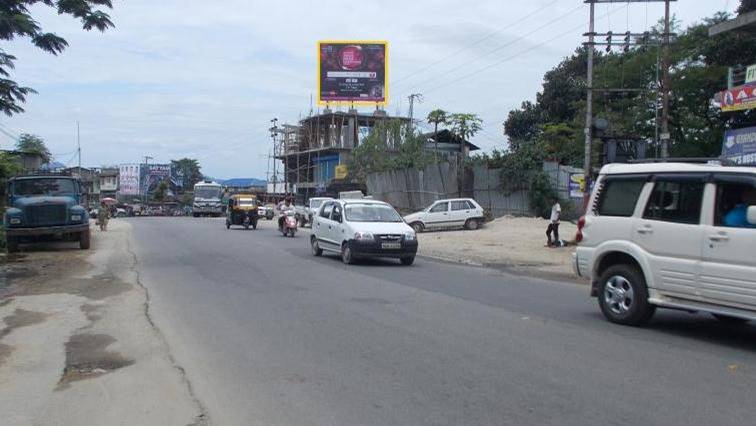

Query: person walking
[546,196,561,247]
[97,201,110,231]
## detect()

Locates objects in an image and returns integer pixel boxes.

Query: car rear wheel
[79,229,91,250]
[400,256,415,266]
[341,243,355,265]
[6,236,19,253]
[411,222,424,233]
[311,237,323,257]
[465,219,480,230]
[711,314,750,324]
[597,264,654,326]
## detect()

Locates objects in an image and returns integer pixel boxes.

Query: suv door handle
[636,227,653,235]
[709,234,729,242]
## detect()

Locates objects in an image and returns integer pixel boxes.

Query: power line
[390,0,560,89]
[420,5,626,97]
[395,3,584,98]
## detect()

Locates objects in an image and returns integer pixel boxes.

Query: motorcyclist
[277,196,295,230]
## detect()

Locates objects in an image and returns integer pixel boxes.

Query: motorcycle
[279,210,298,237]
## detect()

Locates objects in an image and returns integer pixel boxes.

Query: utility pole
[76,121,81,174]
[660,0,671,158]
[269,118,279,196]
[407,93,423,132]
[582,1,596,209]
[142,155,153,203]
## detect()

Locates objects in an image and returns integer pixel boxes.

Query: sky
[0,0,739,179]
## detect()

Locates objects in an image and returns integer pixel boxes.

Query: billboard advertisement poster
[719,83,756,112]
[141,164,173,195]
[118,164,141,196]
[722,126,756,165]
[569,173,585,198]
[318,41,387,105]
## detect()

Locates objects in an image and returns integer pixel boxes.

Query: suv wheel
[311,236,323,257]
[465,219,480,230]
[341,243,355,265]
[597,264,655,326]
[79,229,91,250]
[400,256,415,266]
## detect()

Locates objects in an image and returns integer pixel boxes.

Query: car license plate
[381,242,401,250]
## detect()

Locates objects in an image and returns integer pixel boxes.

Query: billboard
[722,126,756,165]
[719,83,756,112]
[141,164,174,195]
[569,173,585,198]
[318,41,388,105]
[118,164,141,196]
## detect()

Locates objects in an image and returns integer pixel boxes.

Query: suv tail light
[575,215,586,243]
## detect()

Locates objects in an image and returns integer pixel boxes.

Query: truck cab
[4,174,91,252]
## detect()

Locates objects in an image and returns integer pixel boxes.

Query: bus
[192,180,223,217]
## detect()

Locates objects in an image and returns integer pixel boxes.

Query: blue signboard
[723,126,756,165]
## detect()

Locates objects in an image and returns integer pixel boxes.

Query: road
[129,217,756,426]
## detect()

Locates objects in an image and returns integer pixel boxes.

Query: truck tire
[79,229,91,250]
[6,236,19,253]
[597,264,655,326]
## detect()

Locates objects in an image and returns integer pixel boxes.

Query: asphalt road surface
[129,217,756,426]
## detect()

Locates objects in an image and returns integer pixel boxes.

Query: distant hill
[220,178,266,187]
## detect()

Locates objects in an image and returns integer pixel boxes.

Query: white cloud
[3,0,736,178]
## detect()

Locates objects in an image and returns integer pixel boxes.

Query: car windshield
[12,178,77,196]
[345,204,403,222]
[310,199,326,209]
[195,187,221,199]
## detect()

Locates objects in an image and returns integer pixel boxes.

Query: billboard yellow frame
[317,40,389,107]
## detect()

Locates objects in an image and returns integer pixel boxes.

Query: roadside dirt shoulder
[0,220,206,425]
[417,216,580,282]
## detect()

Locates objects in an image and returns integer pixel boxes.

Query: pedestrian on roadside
[98,201,110,231]
[546,196,561,247]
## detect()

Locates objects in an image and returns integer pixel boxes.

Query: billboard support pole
[582,1,595,209]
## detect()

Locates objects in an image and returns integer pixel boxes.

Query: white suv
[403,198,486,232]
[574,162,756,326]
[311,199,418,265]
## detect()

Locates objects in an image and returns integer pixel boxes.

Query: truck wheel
[79,229,91,250]
[597,264,654,326]
[6,236,19,253]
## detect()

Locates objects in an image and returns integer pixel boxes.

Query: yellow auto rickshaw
[226,194,259,230]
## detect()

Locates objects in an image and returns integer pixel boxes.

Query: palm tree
[449,113,483,157]
[426,109,448,157]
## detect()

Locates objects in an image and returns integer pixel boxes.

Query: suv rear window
[595,179,645,217]
[643,180,705,225]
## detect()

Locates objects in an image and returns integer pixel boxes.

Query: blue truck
[4,174,91,253]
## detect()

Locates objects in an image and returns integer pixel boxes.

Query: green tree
[448,113,483,155]
[171,158,203,192]
[738,0,756,14]
[153,180,169,202]
[503,101,542,151]
[16,133,51,164]
[0,1,115,116]
[426,109,448,153]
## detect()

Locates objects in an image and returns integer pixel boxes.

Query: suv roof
[600,162,756,175]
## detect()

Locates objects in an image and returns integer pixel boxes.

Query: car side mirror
[748,206,756,225]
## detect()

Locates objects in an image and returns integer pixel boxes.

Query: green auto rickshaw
[226,194,259,230]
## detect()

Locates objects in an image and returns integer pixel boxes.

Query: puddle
[57,333,134,389]
[1,308,49,339]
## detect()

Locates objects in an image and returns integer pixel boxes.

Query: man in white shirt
[546,197,561,247]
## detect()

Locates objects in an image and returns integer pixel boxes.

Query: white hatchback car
[403,198,486,233]
[311,199,418,265]
[574,161,756,326]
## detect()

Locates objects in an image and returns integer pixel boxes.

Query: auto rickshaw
[226,194,259,230]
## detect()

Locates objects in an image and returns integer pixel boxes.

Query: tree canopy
[0,0,115,116]
[16,133,51,164]
[171,158,203,192]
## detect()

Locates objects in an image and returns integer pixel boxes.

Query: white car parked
[403,198,486,233]
[311,199,418,265]
[574,161,756,326]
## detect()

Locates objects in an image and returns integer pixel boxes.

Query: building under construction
[274,109,410,200]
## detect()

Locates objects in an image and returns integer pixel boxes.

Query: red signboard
[719,83,756,112]
[318,41,388,105]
